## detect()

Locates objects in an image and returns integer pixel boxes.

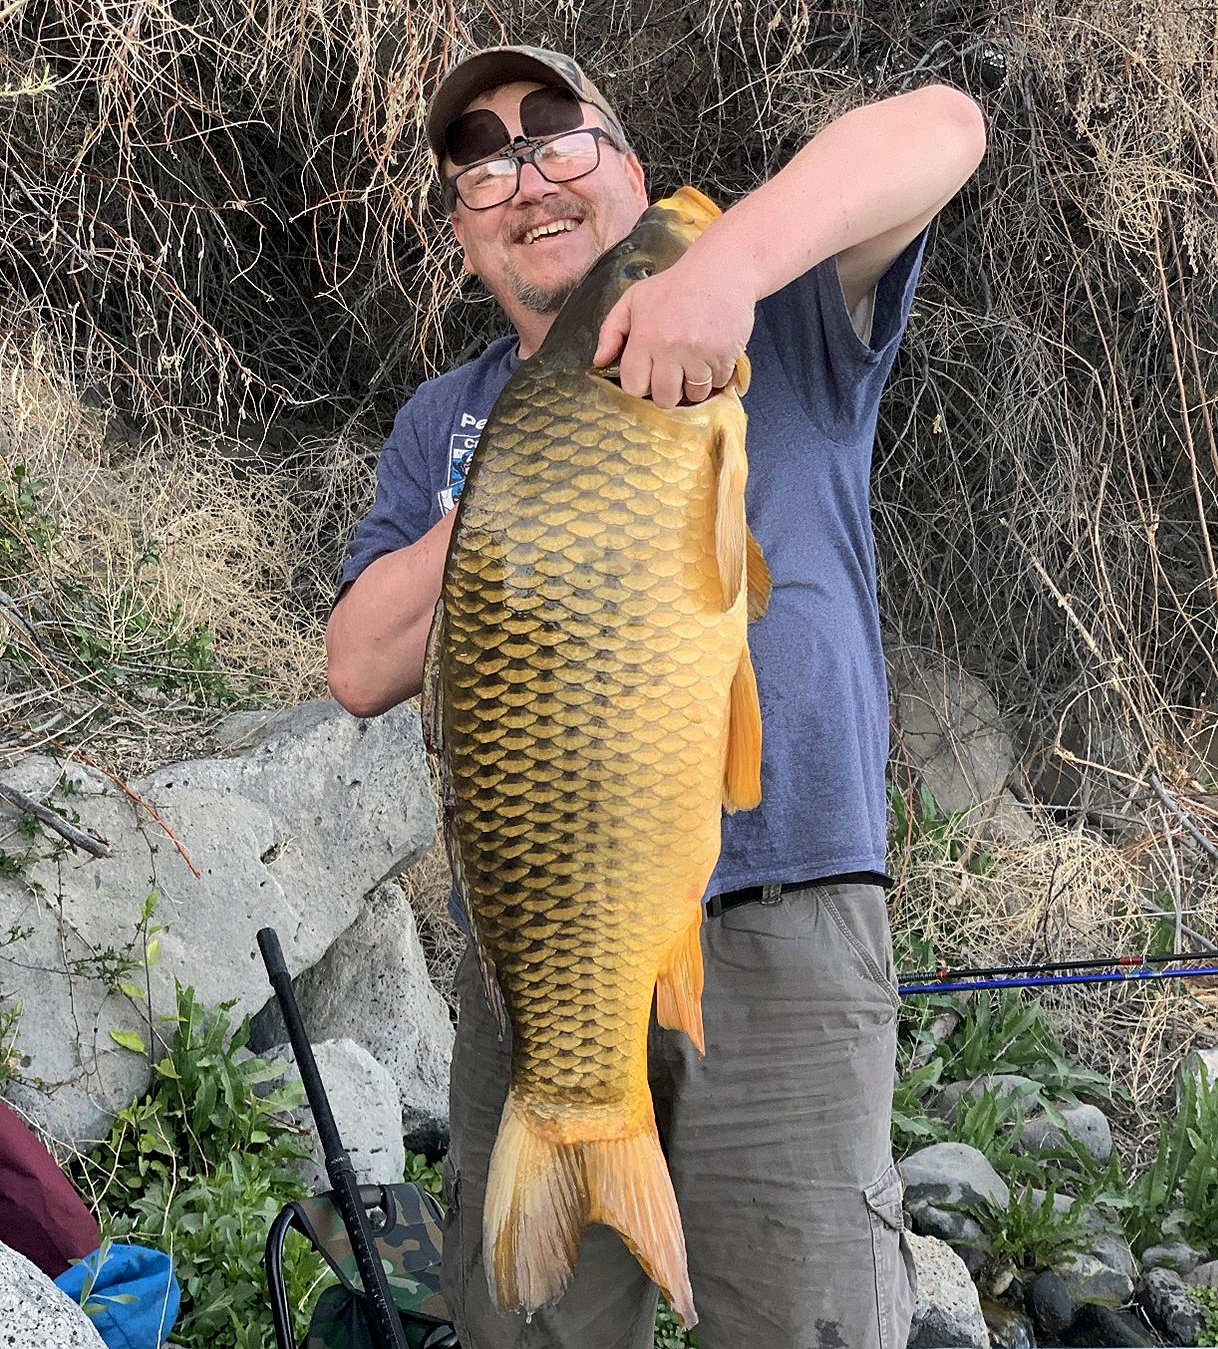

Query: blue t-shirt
[342,235,926,894]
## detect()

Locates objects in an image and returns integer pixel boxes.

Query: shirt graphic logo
[439,410,486,514]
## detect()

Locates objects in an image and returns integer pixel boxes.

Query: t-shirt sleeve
[763,227,929,433]
[339,400,435,592]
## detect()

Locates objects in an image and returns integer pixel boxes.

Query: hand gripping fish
[423,185,770,1329]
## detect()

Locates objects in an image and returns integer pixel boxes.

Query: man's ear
[624,151,648,210]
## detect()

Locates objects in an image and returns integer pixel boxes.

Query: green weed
[654,1297,699,1349]
[79,983,330,1348]
[973,1179,1093,1273]
[1098,1061,1218,1256]
[1195,1285,1218,1348]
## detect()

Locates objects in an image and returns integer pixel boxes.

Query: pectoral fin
[746,530,771,620]
[712,406,750,612]
[723,646,763,812]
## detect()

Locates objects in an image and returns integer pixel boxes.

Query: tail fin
[484,1093,697,1328]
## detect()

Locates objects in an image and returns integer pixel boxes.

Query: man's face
[446,80,648,324]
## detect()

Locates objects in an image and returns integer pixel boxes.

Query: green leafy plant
[888,780,993,877]
[1195,1285,1218,1348]
[891,1056,949,1157]
[1098,1061,1218,1255]
[972,1177,1093,1272]
[938,991,1114,1104]
[79,982,331,1348]
[654,1297,699,1349]
[403,1149,444,1199]
[69,1237,140,1318]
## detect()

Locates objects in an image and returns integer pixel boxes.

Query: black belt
[705,872,889,918]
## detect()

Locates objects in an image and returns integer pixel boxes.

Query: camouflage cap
[426,46,628,164]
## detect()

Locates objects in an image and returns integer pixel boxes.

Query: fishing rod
[898,950,1218,997]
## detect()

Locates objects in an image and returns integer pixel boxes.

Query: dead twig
[0,780,110,857]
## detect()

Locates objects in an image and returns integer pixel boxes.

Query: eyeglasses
[447,128,617,210]
[443,85,623,211]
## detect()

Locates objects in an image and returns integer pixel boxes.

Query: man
[327,44,985,1349]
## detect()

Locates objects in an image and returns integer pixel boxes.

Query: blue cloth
[342,235,926,894]
[55,1243,180,1349]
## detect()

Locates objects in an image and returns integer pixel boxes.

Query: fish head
[536,185,729,369]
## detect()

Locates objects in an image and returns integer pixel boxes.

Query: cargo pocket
[864,1164,916,1349]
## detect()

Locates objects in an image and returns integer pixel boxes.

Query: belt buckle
[760,881,784,905]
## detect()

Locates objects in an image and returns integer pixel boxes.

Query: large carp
[424,185,769,1328]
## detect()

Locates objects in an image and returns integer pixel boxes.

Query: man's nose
[515,158,559,202]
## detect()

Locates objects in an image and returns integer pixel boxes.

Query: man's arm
[325,510,456,717]
[594,84,986,408]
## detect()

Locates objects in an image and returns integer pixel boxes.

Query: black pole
[257,927,408,1349]
[899,949,1215,984]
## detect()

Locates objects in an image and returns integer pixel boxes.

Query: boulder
[0,1239,106,1346]
[889,648,1035,843]
[901,1142,1007,1251]
[1020,1102,1113,1166]
[1137,1266,1204,1346]
[1143,1241,1206,1276]
[905,1232,989,1347]
[1055,1249,1135,1307]
[932,1074,1041,1122]
[266,1038,406,1191]
[1,699,434,1147]
[1028,1268,1077,1342]
[1190,1260,1218,1289]
[250,880,454,1148]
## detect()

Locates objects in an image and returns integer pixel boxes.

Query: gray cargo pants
[441,880,916,1349]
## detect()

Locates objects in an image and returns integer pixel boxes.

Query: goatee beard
[507,266,580,315]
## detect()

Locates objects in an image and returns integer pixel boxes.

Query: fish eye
[622,262,653,280]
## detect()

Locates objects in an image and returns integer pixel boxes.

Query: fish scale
[426,186,769,1329]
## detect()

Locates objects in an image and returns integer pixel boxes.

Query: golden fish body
[426,186,768,1328]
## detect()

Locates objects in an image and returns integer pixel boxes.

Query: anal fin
[655,912,705,1056]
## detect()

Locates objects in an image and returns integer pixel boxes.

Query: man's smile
[521,218,581,244]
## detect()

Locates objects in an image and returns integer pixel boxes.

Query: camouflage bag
[289,1181,451,1349]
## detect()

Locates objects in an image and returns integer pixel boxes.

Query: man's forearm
[326,512,456,717]
[687,83,987,309]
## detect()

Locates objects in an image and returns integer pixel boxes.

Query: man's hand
[592,257,756,410]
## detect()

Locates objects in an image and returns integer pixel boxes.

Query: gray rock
[932,1074,1041,1122]
[0,1239,107,1346]
[1190,1259,1218,1289]
[900,1142,1010,1210]
[1064,1303,1156,1347]
[1,699,434,1147]
[1143,1242,1206,1276]
[889,648,1035,843]
[250,880,454,1146]
[1180,1047,1218,1093]
[901,1142,1008,1247]
[1088,1231,1136,1284]
[1055,1249,1134,1307]
[1137,1266,1203,1345]
[905,1232,989,1348]
[1028,1267,1076,1340]
[266,1037,406,1191]
[1021,1102,1113,1165]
